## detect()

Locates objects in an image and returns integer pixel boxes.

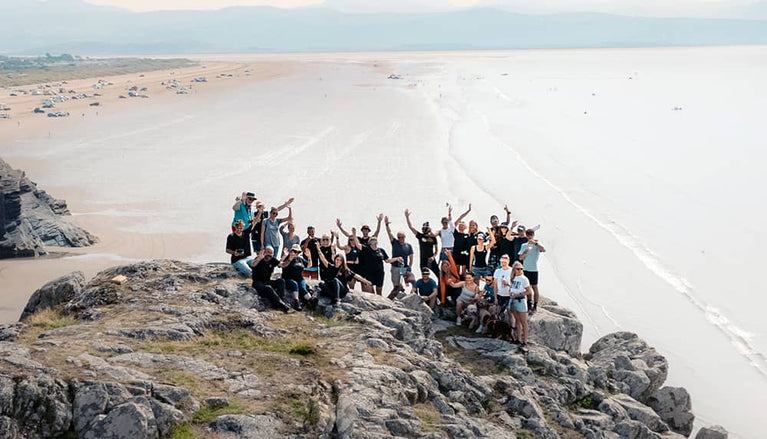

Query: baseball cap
[517,225,525,231]
[422,222,430,228]
[290,244,302,252]
[245,192,256,199]
[500,222,509,228]
[307,225,315,230]
[421,267,431,274]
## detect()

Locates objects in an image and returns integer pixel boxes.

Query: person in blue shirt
[518,229,546,315]
[413,267,438,310]
[231,191,257,232]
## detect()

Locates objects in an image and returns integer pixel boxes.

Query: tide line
[480,112,767,379]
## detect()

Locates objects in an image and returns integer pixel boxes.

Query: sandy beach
[1,47,766,437]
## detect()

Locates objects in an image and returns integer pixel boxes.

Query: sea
[2,46,766,438]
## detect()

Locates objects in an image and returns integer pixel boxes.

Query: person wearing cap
[250,246,293,313]
[437,202,471,262]
[404,209,440,276]
[509,224,529,263]
[356,236,401,296]
[469,230,495,278]
[231,192,257,232]
[280,243,315,310]
[494,220,517,266]
[384,215,415,298]
[488,205,513,268]
[259,198,295,257]
[300,225,321,279]
[413,267,438,310]
[518,229,546,315]
[226,219,257,276]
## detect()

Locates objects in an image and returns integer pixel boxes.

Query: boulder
[12,375,72,438]
[609,394,668,433]
[214,414,284,438]
[647,387,694,436]
[20,271,85,320]
[82,397,158,439]
[530,299,583,355]
[587,332,668,402]
[695,425,728,439]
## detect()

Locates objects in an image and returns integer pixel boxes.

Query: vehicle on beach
[89,102,100,106]
[47,111,70,118]
[0,113,10,119]
[0,104,10,111]
[33,107,45,113]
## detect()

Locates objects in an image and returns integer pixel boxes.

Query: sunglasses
[514,267,523,271]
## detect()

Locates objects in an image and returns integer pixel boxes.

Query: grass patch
[169,423,195,439]
[290,398,320,427]
[568,394,597,411]
[366,347,415,372]
[26,308,78,329]
[192,399,249,424]
[516,431,536,439]
[314,314,349,328]
[413,403,441,431]
[289,344,314,356]
[139,328,318,358]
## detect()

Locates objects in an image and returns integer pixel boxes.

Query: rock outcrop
[0,260,722,438]
[0,157,96,258]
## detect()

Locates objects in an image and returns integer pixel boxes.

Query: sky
[82,0,761,17]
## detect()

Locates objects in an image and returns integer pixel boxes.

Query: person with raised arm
[336,214,383,247]
[469,228,496,278]
[250,200,267,252]
[315,233,337,281]
[334,230,360,290]
[261,200,294,258]
[453,218,471,276]
[316,247,371,305]
[384,215,414,299]
[404,209,439,276]
[489,204,513,269]
[231,191,256,232]
[250,246,293,313]
[518,228,546,315]
[355,236,402,296]
[437,202,471,261]
[278,208,299,258]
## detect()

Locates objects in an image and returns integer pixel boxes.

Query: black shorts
[524,270,539,286]
[367,271,385,288]
[497,295,510,309]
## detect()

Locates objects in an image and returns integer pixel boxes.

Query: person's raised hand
[351,227,357,234]
[286,197,295,205]
[377,213,383,222]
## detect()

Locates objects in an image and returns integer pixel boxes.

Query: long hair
[334,254,350,277]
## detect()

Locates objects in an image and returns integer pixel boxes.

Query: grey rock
[530,299,584,355]
[20,271,85,320]
[0,377,13,415]
[695,425,728,439]
[506,389,545,420]
[152,384,190,407]
[0,415,19,439]
[83,397,158,439]
[647,386,694,437]
[587,332,668,402]
[12,375,72,438]
[0,324,24,342]
[149,399,184,437]
[214,414,283,438]
[0,158,96,259]
[203,397,229,410]
[614,419,663,439]
[610,394,669,433]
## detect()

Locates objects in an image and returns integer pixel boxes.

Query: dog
[461,303,479,330]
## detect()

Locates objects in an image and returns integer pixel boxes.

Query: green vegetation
[289,344,314,356]
[168,423,195,439]
[192,399,249,423]
[569,394,597,411]
[0,55,195,87]
[139,328,317,358]
[516,431,537,439]
[291,398,320,427]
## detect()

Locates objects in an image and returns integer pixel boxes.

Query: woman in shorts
[469,232,495,277]
[509,261,533,352]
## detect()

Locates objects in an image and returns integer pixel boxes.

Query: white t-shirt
[439,221,456,248]
[510,275,530,295]
[493,266,513,297]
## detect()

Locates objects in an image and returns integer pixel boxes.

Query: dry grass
[413,402,442,431]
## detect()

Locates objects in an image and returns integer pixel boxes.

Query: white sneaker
[456,317,462,326]
[475,325,484,334]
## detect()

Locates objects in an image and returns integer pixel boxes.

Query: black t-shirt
[453,231,470,257]
[359,246,389,275]
[489,227,504,256]
[415,232,437,260]
[319,246,336,280]
[226,230,251,263]
[281,255,308,281]
[250,211,268,241]
[301,237,320,266]
[252,257,279,282]
[323,265,357,284]
[496,236,514,260]
[390,239,413,267]
[511,236,528,262]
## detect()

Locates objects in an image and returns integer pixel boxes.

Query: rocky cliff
[0,260,728,439]
[0,157,97,258]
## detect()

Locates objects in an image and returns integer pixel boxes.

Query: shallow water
[2,47,766,437]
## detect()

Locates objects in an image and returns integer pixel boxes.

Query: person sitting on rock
[226,219,256,276]
[334,230,360,291]
[436,250,461,308]
[316,251,371,305]
[413,267,438,310]
[250,247,293,313]
[280,244,315,310]
[448,271,482,326]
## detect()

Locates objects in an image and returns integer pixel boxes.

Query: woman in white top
[509,261,533,353]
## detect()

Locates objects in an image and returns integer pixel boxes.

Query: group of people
[225,192,546,352]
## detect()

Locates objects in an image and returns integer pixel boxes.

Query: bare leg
[531,285,539,304]
[374,285,383,296]
[517,311,528,343]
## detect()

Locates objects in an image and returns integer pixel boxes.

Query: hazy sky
[83,0,758,17]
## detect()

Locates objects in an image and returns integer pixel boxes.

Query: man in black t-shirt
[250,247,293,313]
[226,220,254,276]
[301,226,320,279]
[404,209,440,276]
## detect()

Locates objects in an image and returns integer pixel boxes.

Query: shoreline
[0,59,291,323]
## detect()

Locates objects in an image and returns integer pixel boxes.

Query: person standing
[404,209,439,276]
[509,261,533,352]
[452,219,471,276]
[509,224,528,262]
[231,191,256,232]
[384,216,414,298]
[336,215,383,247]
[316,234,337,281]
[250,247,293,313]
[279,216,300,259]
[437,203,471,261]
[493,254,513,314]
[357,237,401,296]
[250,200,267,252]
[226,219,255,276]
[301,226,321,280]
[518,229,546,315]
[261,205,292,258]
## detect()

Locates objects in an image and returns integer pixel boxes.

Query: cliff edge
[0,157,97,258]
[0,260,727,438]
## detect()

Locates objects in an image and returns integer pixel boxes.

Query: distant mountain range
[2,0,767,55]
